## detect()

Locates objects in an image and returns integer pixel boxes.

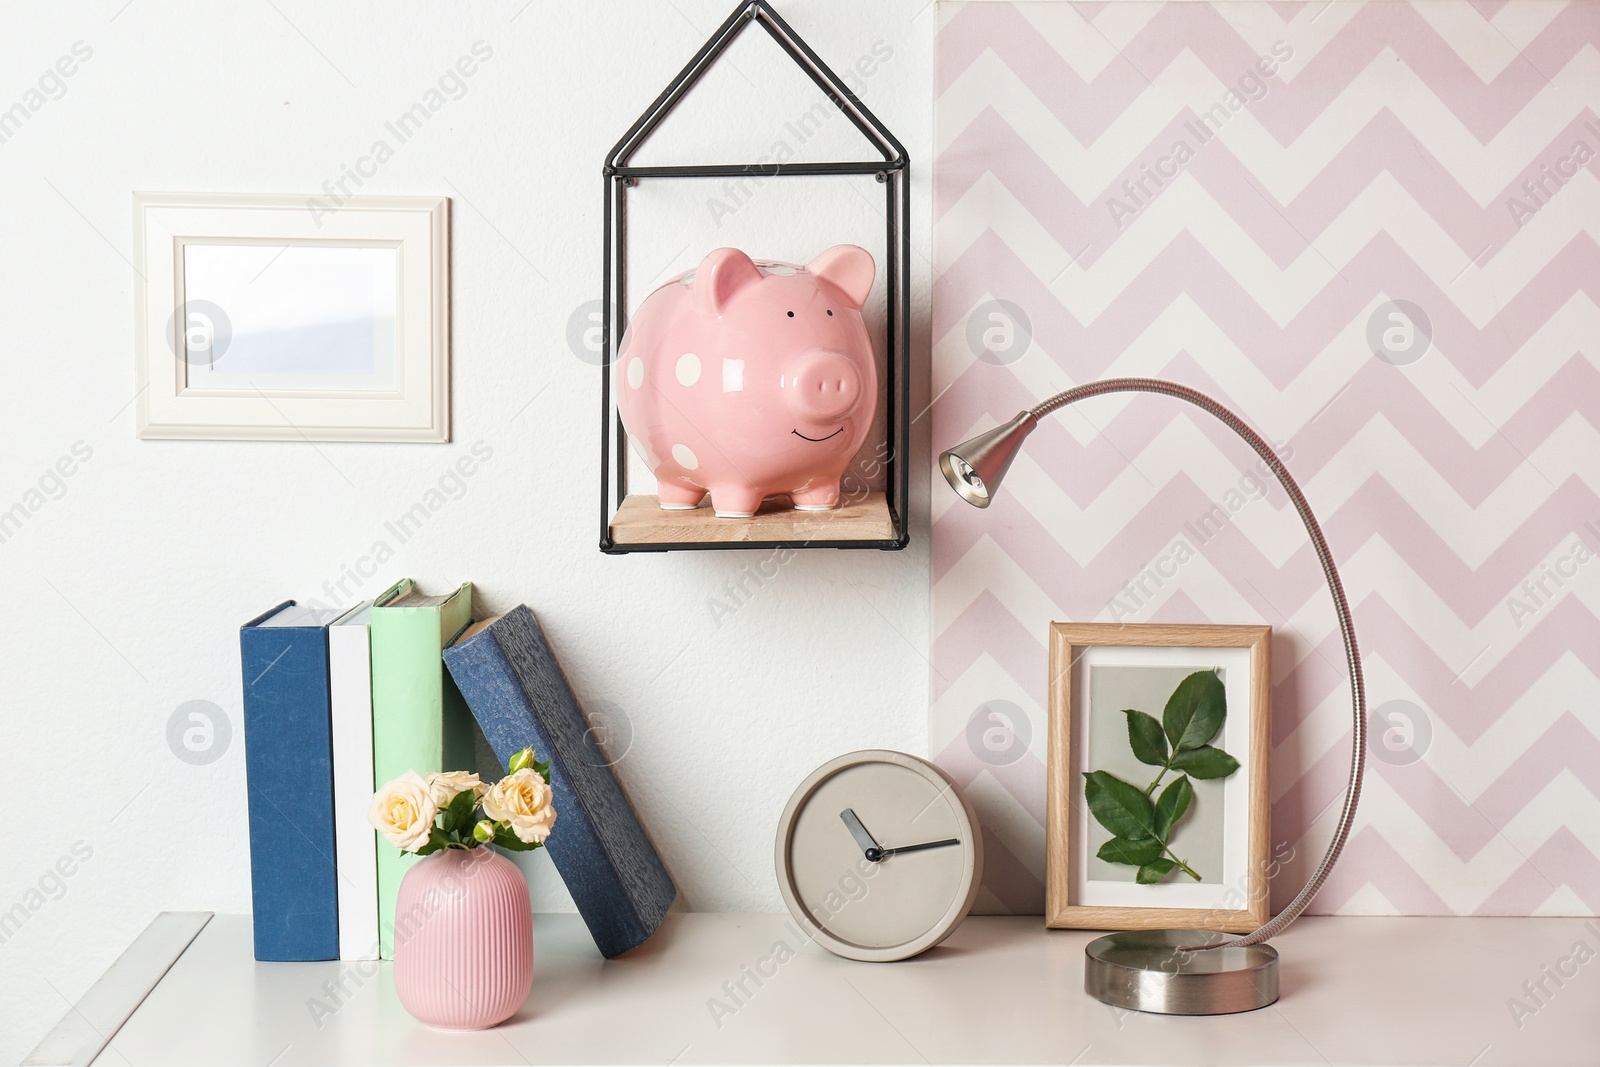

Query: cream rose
[368,770,438,852]
[427,769,486,808]
[482,768,557,844]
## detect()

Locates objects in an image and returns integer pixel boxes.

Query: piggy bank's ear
[806,245,875,310]
[695,248,764,317]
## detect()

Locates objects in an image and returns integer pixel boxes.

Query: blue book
[444,606,676,957]
[240,601,341,961]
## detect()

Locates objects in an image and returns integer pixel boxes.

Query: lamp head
[939,410,1038,508]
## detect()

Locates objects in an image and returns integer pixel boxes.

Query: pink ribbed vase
[392,848,533,1030]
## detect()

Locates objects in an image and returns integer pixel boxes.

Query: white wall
[0,2,934,1060]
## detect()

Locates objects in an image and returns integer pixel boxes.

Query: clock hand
[839,809,883,860]
[877,838,961,859]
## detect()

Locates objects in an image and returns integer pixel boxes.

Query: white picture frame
[133,192,449,442]
[1071,644,1254,908]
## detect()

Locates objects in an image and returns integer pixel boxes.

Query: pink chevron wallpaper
[931,0,1600,917]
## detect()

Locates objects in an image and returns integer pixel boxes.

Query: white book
[329,601,379,961]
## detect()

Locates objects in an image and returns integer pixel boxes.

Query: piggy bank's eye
[787,311,795,318]
[827,310,833,316]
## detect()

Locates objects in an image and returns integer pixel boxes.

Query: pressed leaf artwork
[1084,669,1240,883]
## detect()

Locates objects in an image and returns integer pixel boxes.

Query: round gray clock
[775,750,984,962]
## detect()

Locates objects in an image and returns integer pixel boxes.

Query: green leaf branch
[1084,669,1241,884]
[1085,770,1201,883]
[416,788,486,855]
[1123,670,1240,796]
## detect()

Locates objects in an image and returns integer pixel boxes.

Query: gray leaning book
[443,605,676,957]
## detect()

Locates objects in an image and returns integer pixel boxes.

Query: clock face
[775,750,983,962]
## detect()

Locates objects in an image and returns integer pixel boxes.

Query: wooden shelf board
[609,491,893,545]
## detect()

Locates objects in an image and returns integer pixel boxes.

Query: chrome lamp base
[1084,930,1280,1015]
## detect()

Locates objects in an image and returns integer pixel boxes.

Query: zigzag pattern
[931,0,1600,917]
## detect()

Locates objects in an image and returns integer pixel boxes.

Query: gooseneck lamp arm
[940,378,1366,950]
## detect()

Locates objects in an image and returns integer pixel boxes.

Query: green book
[370,578,473,958]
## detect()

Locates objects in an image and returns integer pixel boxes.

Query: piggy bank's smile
[791,427,845,443]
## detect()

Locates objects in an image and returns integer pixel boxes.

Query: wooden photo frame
[134,192,450,442]
[1046,623,1271,933]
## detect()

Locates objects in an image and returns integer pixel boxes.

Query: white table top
[96,912,1600,1065]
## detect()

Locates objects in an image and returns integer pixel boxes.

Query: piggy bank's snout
[786,352,862,422]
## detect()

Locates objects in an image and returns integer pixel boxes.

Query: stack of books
[239,581,675,962]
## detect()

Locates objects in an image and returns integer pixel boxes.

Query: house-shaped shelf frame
[600,0,910,554]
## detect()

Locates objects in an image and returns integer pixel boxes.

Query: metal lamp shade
[938,410,1038,507]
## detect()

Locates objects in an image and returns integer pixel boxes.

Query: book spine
[505,608,675,953]
[369,589,472,958]
[240,625,339,961]
[370,608,436,960]
[329,621,378,961]
[444,623,666,958]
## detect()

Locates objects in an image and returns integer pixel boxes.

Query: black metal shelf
[600,0,911,554]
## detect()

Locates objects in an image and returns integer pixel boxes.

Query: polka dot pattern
[675,352,701,386]
[671,443,699,470]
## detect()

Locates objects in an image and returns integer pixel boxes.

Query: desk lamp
[939,377,1366,1015]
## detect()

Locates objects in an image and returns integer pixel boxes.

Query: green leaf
[1163,670,1227,752]
[1096,836,1164,866]
[1169,745,1241,779]
[1154,776,1194,839]
[1136,858,1177,884]
[491,826,542,853]
[441,788,477,833]
[1083,771,1158,841]
[1123,710,1168,766]
[413,827,451,856]
[533,759,552,784]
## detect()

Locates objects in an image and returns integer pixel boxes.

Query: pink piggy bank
[615,245,878,518]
